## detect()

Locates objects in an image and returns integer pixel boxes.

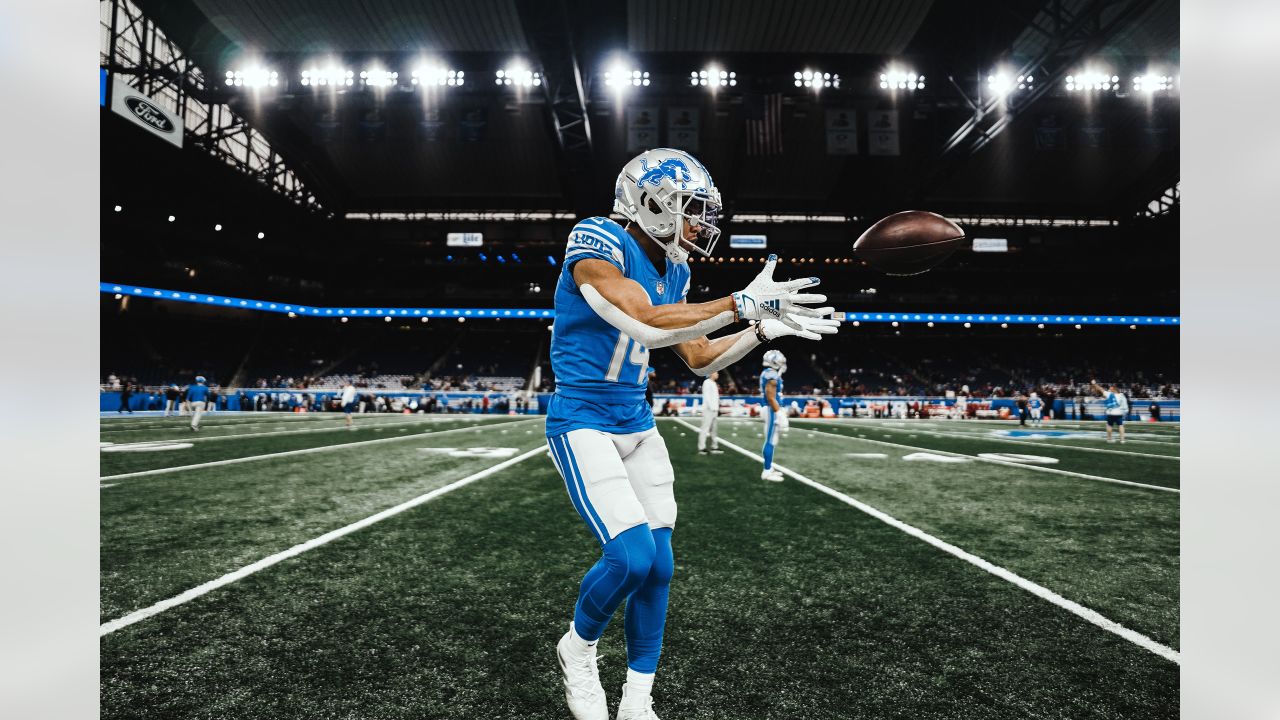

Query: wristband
[754,322,770,343]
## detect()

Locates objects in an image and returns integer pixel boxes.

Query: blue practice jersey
[760,368,784,411]
[186,383,209,402]
[548,217,690,436]
[1029,396,1043,410]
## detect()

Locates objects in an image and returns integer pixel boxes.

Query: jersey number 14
[605,330,649,384]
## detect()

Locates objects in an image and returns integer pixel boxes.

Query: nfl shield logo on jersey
[655,280,665,294]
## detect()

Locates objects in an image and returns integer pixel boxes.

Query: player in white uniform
[696,371,723,455]
[1091,380,1129,443]
[340,382,358,429]
[548,149,839,720]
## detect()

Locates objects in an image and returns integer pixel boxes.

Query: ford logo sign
[123,96,175,134]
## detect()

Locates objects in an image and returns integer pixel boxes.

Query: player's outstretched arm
[671,315,840,376]
[573,253,831,350]
[573,258,736,348]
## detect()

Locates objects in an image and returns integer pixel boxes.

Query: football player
[696,370,722,455]
[1091,380,1129,443]
[186,376,209,431]
[759,350,788,482]
[1028,391,1044,427]
[548,148,838,720]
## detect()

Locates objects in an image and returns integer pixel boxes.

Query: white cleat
[557,631,608,720]
[761,468,785,482]
[615,687,661,720]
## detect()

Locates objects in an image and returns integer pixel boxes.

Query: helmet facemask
[615,149,723,265]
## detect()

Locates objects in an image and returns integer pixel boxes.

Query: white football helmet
[762,349,787,372]
[614,148,723,264]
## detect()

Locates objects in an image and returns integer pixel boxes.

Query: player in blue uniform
[758,350,788,482]
[186,376,210,431]
[1028,391,1044,427]
[1091,380,1129,443]
[549,149,839,720]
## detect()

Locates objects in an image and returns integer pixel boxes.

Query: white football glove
[758,314,841,341]
[733,254,831,330]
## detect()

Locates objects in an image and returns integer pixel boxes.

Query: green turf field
[100,412,1179,719]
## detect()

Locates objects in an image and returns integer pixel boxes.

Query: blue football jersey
[760,368,784,410]
[547,217,691,436]
[1029,397,1043,410]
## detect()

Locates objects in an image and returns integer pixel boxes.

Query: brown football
[853,211,965,276]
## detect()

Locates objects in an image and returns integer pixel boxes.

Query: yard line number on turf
[99,417,542,481]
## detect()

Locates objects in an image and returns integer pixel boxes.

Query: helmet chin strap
[632,221,691,264]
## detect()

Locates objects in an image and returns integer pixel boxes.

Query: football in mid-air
[853,210,965,276]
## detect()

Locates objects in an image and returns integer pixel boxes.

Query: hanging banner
[667,107,699,152]
[110,78,184,148]
[627,106,659,153]
[825,109,858,155]
[866,110,898,156]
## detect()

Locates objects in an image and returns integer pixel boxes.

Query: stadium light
[113,205,122,212]
[795,70,840,89]
[214,224,222,231]
[1065,70,1117,92]
[225,67,279,88]
[359,68,399,87]
[301,66,354,87]
[1132,73,1173,93]
[692,67,736,87]
[412,66,464,86]
[878,69,923,91]
[986,72,1034,96]
[257,232,265,239]
[496,65,541,87]
[605,65,649,90]
[168,215,176,222]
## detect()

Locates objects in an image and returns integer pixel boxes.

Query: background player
[1092,380,1129,443]
[759,350,788,482]
[548,148,838,720]
[186,375,209,431]
[696,371,722,455]
[340,381,357,429]
[1029,391,1044,427]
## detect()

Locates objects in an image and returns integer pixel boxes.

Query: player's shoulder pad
[566,217,627,272]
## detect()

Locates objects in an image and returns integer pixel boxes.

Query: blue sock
[573,524,656,641]
[624,527,673,673]
[762,412,776,470]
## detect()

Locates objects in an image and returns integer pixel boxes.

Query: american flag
[745,93,783,155]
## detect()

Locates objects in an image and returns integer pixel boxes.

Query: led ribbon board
[101,283,1179,326]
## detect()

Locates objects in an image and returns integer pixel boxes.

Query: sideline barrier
[102,390,1180,422]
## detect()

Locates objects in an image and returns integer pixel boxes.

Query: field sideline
[101,413,1178,719]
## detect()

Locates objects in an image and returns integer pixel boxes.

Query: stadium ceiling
[128,0,1179,220]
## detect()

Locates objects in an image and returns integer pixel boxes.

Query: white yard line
[99,444,548,636]
[793,420,1179,461]
[782,424,1178,493]
[670,418,1180,664]
[99,414,516,434]
[102,416,501,444]
[99,418,541,481]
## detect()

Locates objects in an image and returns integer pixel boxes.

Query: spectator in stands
[1149,399,1161,422]
[118,381,133,414]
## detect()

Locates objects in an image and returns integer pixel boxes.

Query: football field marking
[795,421,1180,460]
[784,424,1178,493]
[102,415,510,445]
[99,418,541,481]
[99,443,549,636]
[670,418,1180,664]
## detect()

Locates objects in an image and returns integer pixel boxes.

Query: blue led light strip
[101,282,1180,326]
[100,283,555,319]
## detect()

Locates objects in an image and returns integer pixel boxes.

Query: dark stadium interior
[101,0,1179,395]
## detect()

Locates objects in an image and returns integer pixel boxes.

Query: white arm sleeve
[579,283,734,350]
[685,329,763,377]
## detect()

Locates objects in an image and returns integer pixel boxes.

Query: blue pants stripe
[561,435,611,543]
[549,436,606,544]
